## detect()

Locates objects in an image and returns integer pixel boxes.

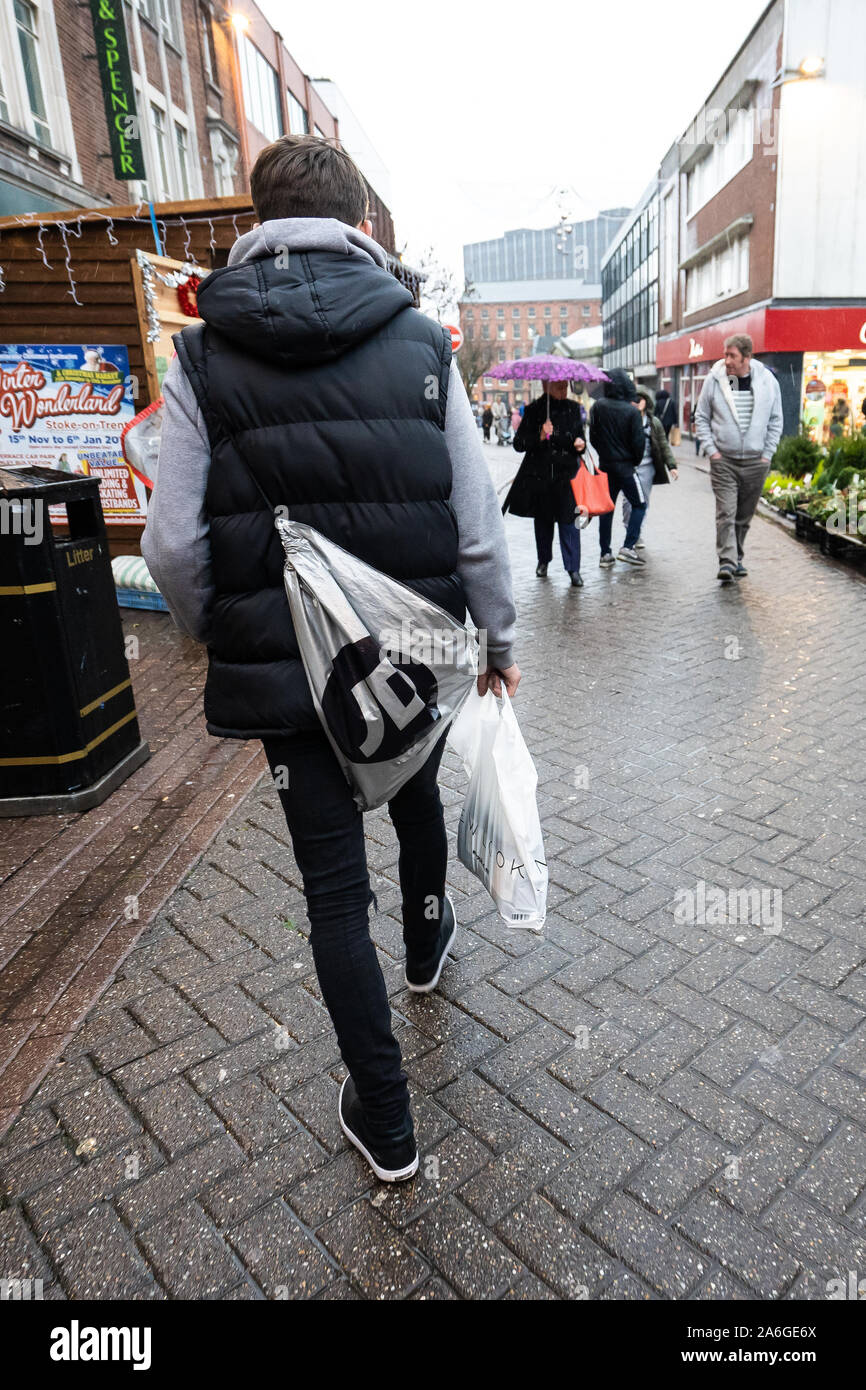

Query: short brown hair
[250,135,369,226]
[724,333,753,357]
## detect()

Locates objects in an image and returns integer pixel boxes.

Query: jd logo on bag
[276,517,478,811]
[321,635,440,762]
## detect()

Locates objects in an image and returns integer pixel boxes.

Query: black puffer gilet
[176,245,465,739]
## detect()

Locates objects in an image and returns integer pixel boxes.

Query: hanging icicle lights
[0,205,256,300]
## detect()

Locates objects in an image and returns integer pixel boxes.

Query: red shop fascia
[657,304,866,437]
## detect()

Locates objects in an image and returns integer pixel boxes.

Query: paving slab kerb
[1,455,865,1301]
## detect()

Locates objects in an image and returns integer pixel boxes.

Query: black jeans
[262,730,448,1134]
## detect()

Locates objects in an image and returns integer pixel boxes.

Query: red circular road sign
[445,323,463,352]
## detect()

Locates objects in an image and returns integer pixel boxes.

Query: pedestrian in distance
[482,403,493,441]
[654,386,678,438]
[511,404,521,433]
[143,134,520,1184]
[588,368,648,568]
[622,385,679,549]
[503,380,589,587]
[694,333,783,585]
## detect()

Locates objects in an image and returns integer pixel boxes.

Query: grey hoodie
[141,218,516,668]
[695,357,783,461]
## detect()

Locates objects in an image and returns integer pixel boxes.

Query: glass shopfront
[801,352,866,443]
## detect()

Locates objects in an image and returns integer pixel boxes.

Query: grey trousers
[709,455,770,568]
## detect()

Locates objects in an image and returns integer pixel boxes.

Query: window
[481,308,489,318]
[685,236,750,313]
[662,191,674,322]
[239,37,283,140]
[175,122,190,198]
[496,307,504,318]
[199,3,217,84]
[0,64,10,124]
[512,324,520,338]
[686,106,754,216]
[544,306,551,317]
[465,309,474,320]
[512,306,519,317]
[582,305,591,317]
[150,104,170,199]
[481,325,489,339]
[498,328,505,339]
[287,89,308,134]
[528,306,535,318]
[210,126,238,197]
[141,0,177,45]
[14,0,50,144]
[466,326,474,340]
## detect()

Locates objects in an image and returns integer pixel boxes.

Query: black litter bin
[0,465,150,815]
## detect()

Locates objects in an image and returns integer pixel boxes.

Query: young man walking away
[694,333,783,585]
[589,368,647,568]
[143,136,519,1182]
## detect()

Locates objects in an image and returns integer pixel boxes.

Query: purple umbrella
[487,354,609,430]
[486,354,609,383]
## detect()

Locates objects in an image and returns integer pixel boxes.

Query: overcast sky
[259,0,770,278]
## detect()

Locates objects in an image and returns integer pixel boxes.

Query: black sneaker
[405,894,456,994]
[569,571,584,587]
[338,1076,418,1182]
[717,564,736,584]
[535,562,548,577]
[734,561,748,577]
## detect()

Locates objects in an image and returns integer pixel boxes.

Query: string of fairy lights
[0,205,250,316]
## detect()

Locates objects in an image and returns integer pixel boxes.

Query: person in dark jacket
[482,403,493,441]
[622,385,679,547]
[143,136,520,1185]
[505,380,588,586]
[589,368,647,567]
[654,387,678,438]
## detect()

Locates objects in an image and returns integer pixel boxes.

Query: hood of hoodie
[195,217,415,366]
[603,368,638,401]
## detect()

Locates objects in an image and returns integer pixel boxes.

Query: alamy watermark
[674,879,782,935]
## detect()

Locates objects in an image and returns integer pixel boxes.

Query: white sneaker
[617,547,646,566]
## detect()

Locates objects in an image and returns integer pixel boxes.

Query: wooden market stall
[0,195,423,560]
[0,195,257,556]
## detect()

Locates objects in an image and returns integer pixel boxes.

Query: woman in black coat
[503,380,588,586]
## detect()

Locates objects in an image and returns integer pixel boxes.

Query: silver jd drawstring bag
[275,516,479,812]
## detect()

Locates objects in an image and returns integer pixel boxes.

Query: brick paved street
[0,613,265,1138]
[2,451,865,1301]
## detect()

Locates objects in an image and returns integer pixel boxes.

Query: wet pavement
[1,449,865,1300]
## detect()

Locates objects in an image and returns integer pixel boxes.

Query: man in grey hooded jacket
[142,136,519,1185]
[695,333,783,584]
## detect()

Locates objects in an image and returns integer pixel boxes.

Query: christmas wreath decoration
[177,274,202,318]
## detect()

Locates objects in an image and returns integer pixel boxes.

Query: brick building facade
[0,0,395,254]
[604,0,866,442]
[459,280,602,405]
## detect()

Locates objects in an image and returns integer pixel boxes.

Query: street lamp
[221,9,249,33]
[775,55,825,85]
[798,56,825,77]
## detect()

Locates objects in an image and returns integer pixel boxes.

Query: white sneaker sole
[405,898,457,994]
[617,554,645,566]
[338,1078,419,1182]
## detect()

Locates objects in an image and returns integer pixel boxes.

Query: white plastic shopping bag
[448,690,547,929]
[276,517,478,813]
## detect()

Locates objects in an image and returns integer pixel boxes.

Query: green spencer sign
[89,0,147,181]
